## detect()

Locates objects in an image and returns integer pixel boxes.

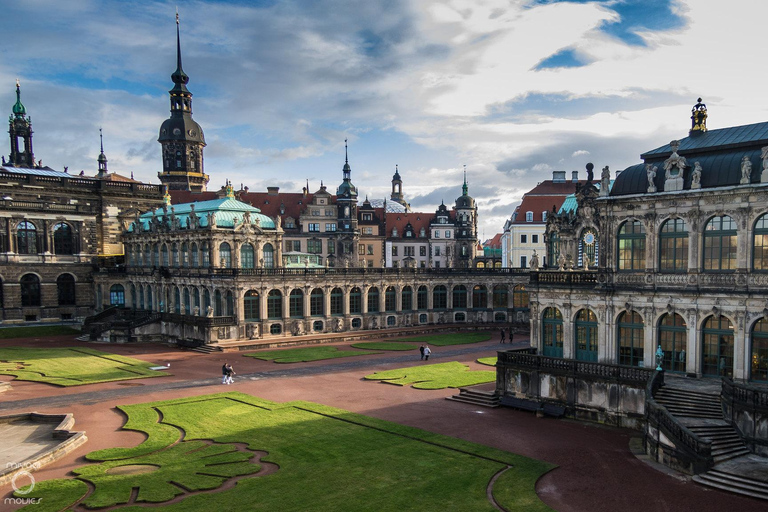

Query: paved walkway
[0,420,60,470]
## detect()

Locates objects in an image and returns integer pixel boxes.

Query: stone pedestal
[665,176,684,192]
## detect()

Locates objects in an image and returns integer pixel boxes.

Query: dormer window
[392,227,398,237]
[419,228,425,237]
[363,213,372,221]
[526,211,533,222]
[542,211,548,222]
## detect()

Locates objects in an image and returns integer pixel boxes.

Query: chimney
[615,169,622,178]
[572,171,578,182]
[267,186,280,196]
[552,171,566,183]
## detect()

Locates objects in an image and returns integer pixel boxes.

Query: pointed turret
[8,79,34,167]
[97,128,108,176]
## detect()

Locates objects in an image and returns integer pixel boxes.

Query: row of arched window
[616,214,768,271]
[541,307,768,382]
[0,273,77,307]
[11,221,74,255]
[127,242,274,269]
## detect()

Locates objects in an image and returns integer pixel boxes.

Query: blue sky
[1,0,765,238]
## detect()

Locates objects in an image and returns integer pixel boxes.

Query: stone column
[362,285,369,315]
[324,285,332,320]
[644,308,656,369]
[282,287,290,321]
[562,304,574,359]
[303,286,311,319]
[686,309,700,376]
[733,312,746,381]
[259,286,268,323]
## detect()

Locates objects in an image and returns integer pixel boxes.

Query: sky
[1,0,767,239]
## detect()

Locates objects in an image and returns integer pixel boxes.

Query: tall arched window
[161,244,169,266]
[244,290,260,321]
[547,232,560,269]
[574,309,598,362]
[367,287,380,313]
[130,284,137,309]
[214,290,222,316]
[330,287,343,315]
[110,284,125,307]
[152,243,159,267]
[472,285,487,309]
[617,311,644,366]
[492,285,508,309]
[384,286,396,312]
[702,315,734,378]
[402,286,412,311]
[263,243,274,268]
[452,285,467,309]
[241,243,255,269]
[703,215,737,271]
[349,287,362,314]
[174,286,181,314]
[289,289,304,318]
[578,229,599,268]
[417,286,428,310]
[139,284,145,310]
[659,218,688,272]
[57,274,76,306]
[659,313,687,373]
[219,242,232,268]
[617,220,646,271]
[193,287,200,313]
[184,288,191,315]
[513,284,529,309]
[267,290,282,319]
[20,274,41,307]
[144,244,150,267]
[433,285,447,310]
[204,289,211,312]
[181,243,189,267]
[53,223,73,255]
[751,319,768,382]
[542,307,563,358]
[147,286,153,310]
[753,214,768,271]
[191,242,199,267]
[310,288,324,316]
[171,243,179,267]
[201,242,210,267]
[16,221,37,254]
[226,290,234,316]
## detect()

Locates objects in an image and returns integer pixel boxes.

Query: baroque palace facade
[532,100,768,383]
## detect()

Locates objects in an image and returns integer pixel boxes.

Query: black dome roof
[158,116,205,144]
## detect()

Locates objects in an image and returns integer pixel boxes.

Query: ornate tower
[335,140,359,264]
[454,166,478,268]
[7,79,35,168]
[390,164,406,207]
[158,13,208,192]
[690,98,707,136]
[97,128,108,177]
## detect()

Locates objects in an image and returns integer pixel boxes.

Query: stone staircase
[654,386,723,419]
[192,344,222,354]
[687,422,751,464]
[692,461,768,501]
[446,388,499,408]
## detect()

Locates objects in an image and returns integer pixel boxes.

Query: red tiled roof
[484,233,503,248]
[524,180,587,195]
[385,212,432,238]
[512,195,568,224]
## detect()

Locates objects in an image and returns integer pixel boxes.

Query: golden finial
[163,186,171,205]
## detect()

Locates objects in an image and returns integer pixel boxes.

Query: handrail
[496,351,655,384]
[82,305,119,327]
[722,377,768,410]
[109,266,533,278]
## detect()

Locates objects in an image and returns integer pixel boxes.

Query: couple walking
[419,345,431,361]
[221,362,236,384]
[499,328,514,344]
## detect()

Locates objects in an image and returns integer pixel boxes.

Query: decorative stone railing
[529,271,598,286]
[108,266,532,278]
[722,377,768,456]
[496,351,654,384]
[0,171,163,197]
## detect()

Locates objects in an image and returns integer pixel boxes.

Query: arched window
[513,284,529,309]
[152,243,159,267]
[290,289,304,318]
[659,313,687,373]
[574,309,598,362]
[310,288,323,316]
[144,244,150,267]
[226,290,234,316]
[401,286,413,311]
[139,284,145,310]
[753,214,768,271]
[417,286,428,310]
[171,243,179,267]
[184,288,191,315]
[191,242,199,267]
[147,286,153,310]
[659,218,688,272]
[244,290,260,321]
[702,315,734,378]
[367,287,380,313]
[330,287,343,315]
[472,285,487,309]
[493,285,508,309]
[452,285,467,309]
[267,290,282,319]
[56,274,76,306]
[193,287,200,313]
[53,223,73,255]
[201,242,210,267]
[703,215,736,271]
[751,319,768,382]
[385,286,396,312]
[578,229,598,268]
[130,284,137,309]
[110,284,125,307]
[542,307,563,357]
[433,285,447,310]
[16,221,37,254]
[181,243,189,267]
[214,289,222,316]
[547,232,560,269]
[617,220,645,271]
[219,242,232,268]
[263,243,274,268]
[161,244,169,267]
[204,289,211,312]
[617,311,644,366]
[241,243,255,269]
[349,287,362,314]
[174,286,181,314]
[476,262,485,269]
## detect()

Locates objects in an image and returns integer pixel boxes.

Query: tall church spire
[97,128,108,176]
[8,79,34,167]
[158,10,208,192]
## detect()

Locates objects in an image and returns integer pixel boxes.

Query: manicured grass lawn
[245,346,381,363]
[391,332,492,347]
[478,356,497,366]
[18,392,554,511]
[365,361,496,389]
[0,347,169,386]
[350,341,419,351]
[0,325,80,339]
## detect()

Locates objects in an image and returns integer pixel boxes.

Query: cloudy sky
[1,0,765,238]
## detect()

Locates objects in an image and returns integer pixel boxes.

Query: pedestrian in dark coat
[499,328,505,344]
[419,345,425,360]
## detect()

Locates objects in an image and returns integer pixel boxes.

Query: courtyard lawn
[478,356,497,366]
[365,361,496,390]
[245,346,381,363]
[0,325,80,339]
[350,341,419,351]
[0,347,169,386]
[391,332,492,347]
[17,392,554,511]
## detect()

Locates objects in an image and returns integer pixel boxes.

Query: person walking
[423,345,431,361]
[419,345,425,360]
[221,363,229,385]
[499,328,505,344]
[226,363,236,384]
[509,328,514,344]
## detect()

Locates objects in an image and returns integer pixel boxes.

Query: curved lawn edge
[477,356,497,367]
[243,346,381,363]
[365,361,495,389]
[350,341,419,351]
[492,462,557,511]
[387,332,492,346]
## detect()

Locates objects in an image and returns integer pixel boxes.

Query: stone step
[709,469,768,492]
[693,473,768,501]
[655,394,721,406]
[192,345,222,354]
[713,447,751,463]
[445,396,499,408]
[712,440,748,451]
[458,389,498,399]
[658,386,719,398]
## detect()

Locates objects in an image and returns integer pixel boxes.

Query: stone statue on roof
[761,147,768,183]
[646,164,658,193]
[741,155,752,185]
[600,166,610,197]
[691,162,702,189]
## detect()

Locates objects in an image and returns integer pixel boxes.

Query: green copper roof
[12,80,25,116]
[136,196,276,231]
